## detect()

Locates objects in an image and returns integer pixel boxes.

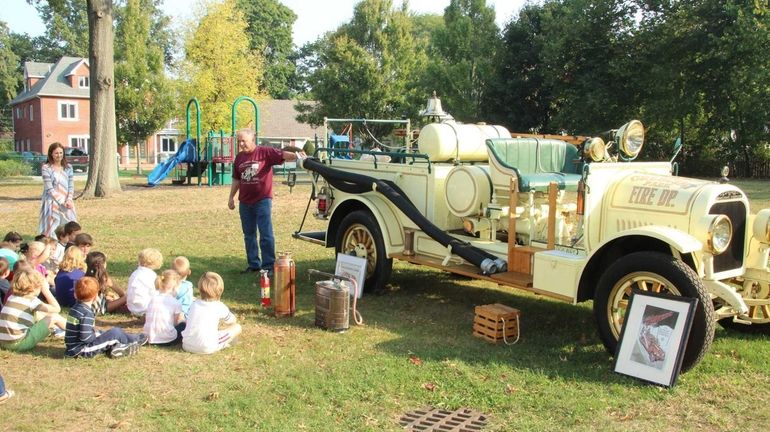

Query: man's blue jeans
[239,199,275,271]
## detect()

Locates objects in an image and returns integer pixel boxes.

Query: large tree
[296,0,426,127]
[0,22,20,133]
[182,0,262,132]
[114,0,175,166]
[82,0,121,197]
[36,0,89,58]
[423,0,500,122]
[235,0,296,99]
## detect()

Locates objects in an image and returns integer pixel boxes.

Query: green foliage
[0,22,19,107]
[297,0,426,128]
[36,0,89,58]
[181,0,263,131]
[114,0,176,147]
[0,159,32,177]
[235,0,297,99]
[423,0,500,122]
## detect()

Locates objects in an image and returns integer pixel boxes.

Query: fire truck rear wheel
[335,210,393,293]
[593,251,715,373]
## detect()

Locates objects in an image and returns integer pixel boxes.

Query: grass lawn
[0,177,769,431]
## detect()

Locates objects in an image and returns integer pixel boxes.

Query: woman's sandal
[0,389,15,404]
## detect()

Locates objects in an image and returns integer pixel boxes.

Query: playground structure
[147,96,260,187]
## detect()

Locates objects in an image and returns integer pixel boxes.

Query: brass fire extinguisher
[274,251,296,317]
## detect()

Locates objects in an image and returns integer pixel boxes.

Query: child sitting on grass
[0,268,67,352]
[144,270,186,345]
[54,246,86,307]
[0,258,10,302]
[126,248,163,317]
[182,272,241,354]
[65,277,147,359]
[85,252,127,315]
[171,256,194,317]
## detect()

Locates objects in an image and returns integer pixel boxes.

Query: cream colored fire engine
[295,95,770,371]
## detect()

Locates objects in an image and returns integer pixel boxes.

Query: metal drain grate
[399,407,489,431]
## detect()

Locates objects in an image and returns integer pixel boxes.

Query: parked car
[64,147,89,172]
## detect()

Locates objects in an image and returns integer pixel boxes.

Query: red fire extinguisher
[260,270,271,308]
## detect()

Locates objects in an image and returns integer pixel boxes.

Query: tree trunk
[82,0,122,198]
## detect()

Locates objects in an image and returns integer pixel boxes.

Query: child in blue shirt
[65,277,147,358]
[172,256,194,317]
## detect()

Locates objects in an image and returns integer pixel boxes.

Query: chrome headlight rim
[707,215,733,255]
[584,137,607,162]
[617,119,645,159]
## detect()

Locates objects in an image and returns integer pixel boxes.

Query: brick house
[10,56,182,168]
[10,57,91,154]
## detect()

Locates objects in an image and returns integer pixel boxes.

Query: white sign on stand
[335,253,367,299]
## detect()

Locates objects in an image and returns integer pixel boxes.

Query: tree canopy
[181,0,263,132]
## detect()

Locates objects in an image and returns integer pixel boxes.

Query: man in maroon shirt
[228,129,305,274]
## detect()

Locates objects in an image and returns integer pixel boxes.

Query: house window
[16,107,21,119]
[78,76,89,88]
[26,139,31,151]
[59,101,78,120]
[160,136,176,153]
[69,135,90,152]
[29,105,34,121]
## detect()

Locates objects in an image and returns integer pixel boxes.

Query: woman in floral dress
[38,142,77,237]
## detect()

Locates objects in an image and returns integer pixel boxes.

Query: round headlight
[617,120,645,159]
[584,137,606,162]
[753,209,770,244]
[708,215,732,255]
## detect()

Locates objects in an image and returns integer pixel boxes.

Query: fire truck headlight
[584,137,607,162]
[708,215,733,255]
[617,120,645,159]
[753,209,770,244]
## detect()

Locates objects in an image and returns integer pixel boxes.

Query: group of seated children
[0,227,241,359]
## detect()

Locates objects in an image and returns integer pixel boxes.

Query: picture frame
[613,290,697,387]
[334,253,367,299]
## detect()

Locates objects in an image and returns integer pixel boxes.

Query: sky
[0,0,525,48]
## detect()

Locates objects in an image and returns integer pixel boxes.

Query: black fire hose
[301,157,507,275]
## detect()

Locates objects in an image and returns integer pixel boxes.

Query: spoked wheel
[335,210,392,293]
[593,251,715,372]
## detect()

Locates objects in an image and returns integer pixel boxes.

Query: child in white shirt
[182,272,241,354]
[126,248,162,316]
[144,270,185,345]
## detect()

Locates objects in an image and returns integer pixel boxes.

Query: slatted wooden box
[473,303,520,344]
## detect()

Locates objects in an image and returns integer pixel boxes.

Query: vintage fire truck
[294,95,770,371]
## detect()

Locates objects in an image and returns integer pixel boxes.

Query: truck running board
[391,253,533,288]
[293,231,327,246]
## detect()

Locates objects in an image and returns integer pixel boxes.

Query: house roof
[258,99,319,140]
[11,56,90,105]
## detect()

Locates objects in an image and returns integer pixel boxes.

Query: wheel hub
[608,271,680,339]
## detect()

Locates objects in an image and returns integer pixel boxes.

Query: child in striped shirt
[0,268,66,352]
[65,277,147,358]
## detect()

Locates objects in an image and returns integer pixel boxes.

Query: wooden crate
[473,303,520,344]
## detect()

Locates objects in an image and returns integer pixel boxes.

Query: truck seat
[486,138,582,192]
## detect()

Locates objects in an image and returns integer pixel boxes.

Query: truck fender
[327,196,405,255]
[576,226,704,302]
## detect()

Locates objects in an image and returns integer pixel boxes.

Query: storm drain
[399,407,489,431]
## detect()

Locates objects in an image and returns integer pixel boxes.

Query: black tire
[335,210,393,293]
[593,251,715,372]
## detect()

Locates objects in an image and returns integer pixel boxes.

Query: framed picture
[613,290,698,387]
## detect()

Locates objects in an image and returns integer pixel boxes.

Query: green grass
[0,178,769,431]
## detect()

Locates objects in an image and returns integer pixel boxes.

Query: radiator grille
[710,201,746,273]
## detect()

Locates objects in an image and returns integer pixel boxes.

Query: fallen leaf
[109,420,129,429]
[206,391,219,401]
[409,355,423,366]
[422,382,437,392]
[505,384,517,394]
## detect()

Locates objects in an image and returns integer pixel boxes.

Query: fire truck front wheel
[335,210,393,293]
[593,251,715,373]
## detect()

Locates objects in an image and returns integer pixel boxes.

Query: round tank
[445,165,492,217]
[418,122,510,161]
